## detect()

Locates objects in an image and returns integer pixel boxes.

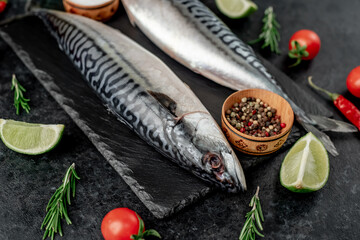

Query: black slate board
[0,11,331,219]
[0,16,211,219]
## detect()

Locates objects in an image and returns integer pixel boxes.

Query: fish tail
[292,96,357,133]
[308,114,358,132]
[297,118,339,157]
[296,110,356,157]
[286,93,356,157]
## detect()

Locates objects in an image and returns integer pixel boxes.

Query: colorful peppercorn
[225,97,286,137]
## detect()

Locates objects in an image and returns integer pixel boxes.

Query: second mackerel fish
[121,0,358,156]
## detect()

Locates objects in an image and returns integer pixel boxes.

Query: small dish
[63,0,119,22]
[221,89,294,155]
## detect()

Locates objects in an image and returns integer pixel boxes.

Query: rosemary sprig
[249,7,281,54]
[239,186,264,240]
[41,163,80,240]
[11,74,30,115]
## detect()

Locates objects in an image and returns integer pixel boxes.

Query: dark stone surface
[0,0,359,240]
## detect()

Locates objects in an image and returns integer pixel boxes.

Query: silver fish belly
[121,0,357,156]
[34,9,246,192]
[121,0,296,108]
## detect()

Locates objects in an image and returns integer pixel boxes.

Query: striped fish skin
[35,9,246,192]
[121,0,355,156]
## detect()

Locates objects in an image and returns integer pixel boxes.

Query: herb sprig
[249,7,281,54]
[11,74,30,115]
[41,163,80,240]
[239,186,264,240]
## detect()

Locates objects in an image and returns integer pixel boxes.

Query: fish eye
[202,152,224,172]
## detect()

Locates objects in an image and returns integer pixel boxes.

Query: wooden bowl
[63,0,119,22]
[221,89,294,155]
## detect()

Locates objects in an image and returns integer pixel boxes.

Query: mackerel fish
[121,0,358,157]
[34,9,246,192]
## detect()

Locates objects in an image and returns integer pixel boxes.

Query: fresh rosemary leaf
[239,186,264,240]
[249,7,281,54]
[41,163,80,240]
[11,74,30,115]
[256,199,264,221]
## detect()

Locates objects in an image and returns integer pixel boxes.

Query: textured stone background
[0,0,359,240]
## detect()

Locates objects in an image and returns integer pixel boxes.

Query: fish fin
[121,1,137,27]
[309,114,358,132]
[298,119,339,157]
[174,111,210,124]
[104,104,135,130]
[148,91,177,116]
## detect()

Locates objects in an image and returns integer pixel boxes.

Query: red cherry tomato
[0,1,7,13]
[346,66,360,98]
[289,30,321,60]
[101,208,143,240]
[288,30,321,67]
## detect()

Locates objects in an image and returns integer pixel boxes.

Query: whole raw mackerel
[34,9,246,192]
[121,0,357,156]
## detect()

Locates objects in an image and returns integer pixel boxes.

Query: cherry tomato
[101,208,143,240]
[346,66,360,98]
[0,1,7,13]
[288,30,321,66]
[289,30,321,60]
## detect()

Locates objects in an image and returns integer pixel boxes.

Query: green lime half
[0,119,64,155]
[215,0,258,19]
[280,132,329,193]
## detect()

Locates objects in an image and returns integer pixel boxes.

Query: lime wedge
[215,0,258,19]
[280,132,329,193]
[0,119,64,155]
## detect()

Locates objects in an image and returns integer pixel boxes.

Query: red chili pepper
[308,76,360,130]
[0,0,7,13]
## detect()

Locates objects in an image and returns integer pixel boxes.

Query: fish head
[176,112,246,192]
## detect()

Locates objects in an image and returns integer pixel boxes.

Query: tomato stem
[288,58,302,68]
[131,214,161,240]
[288,40,309,67]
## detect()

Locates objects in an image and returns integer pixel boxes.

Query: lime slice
[215,0,258,19]
[0,119,64,155]
[280,132,329,193]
